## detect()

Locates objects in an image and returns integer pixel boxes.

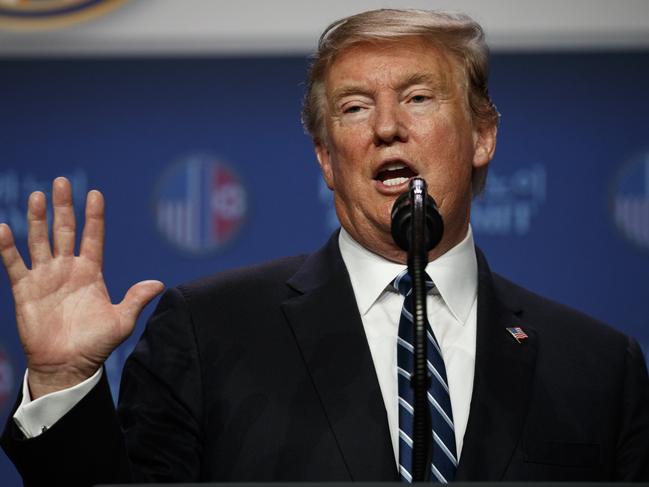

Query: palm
[0,178,163,397]
[15,259,122,373]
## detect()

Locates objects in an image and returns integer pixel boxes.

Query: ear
[472,122,497,169]
[315,141,335,190]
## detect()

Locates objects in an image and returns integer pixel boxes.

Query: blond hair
[302,9,499,194]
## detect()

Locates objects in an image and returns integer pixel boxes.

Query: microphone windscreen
[390,178,444,252]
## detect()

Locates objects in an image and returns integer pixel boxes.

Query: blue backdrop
[0,52,648,484]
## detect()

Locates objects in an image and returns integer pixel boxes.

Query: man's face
[315,38,496,262]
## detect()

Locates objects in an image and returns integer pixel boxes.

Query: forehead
[324,37,461,94]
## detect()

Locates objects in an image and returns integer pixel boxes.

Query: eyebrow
[329,72,448,104]
[330,84,372,104]
[397,73,445,92]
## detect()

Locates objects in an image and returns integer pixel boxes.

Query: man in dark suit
[1,8,648,486]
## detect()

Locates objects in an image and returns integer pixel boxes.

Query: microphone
[390,178,444,252]
[390,177,444,482]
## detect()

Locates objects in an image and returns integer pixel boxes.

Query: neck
[344,221,470,265]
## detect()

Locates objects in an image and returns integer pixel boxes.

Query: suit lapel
[455,249,537,480]
[281,234,397,481]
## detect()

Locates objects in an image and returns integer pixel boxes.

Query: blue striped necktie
[394,269,457,483]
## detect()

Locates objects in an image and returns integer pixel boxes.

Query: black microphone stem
[391,177,444,481]
[409,179,433,481]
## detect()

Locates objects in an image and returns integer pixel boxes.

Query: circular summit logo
[0,0,125,31]
[611,151,649,250]
[154,155,247,254]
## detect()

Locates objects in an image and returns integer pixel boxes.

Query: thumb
[117,280,165,325]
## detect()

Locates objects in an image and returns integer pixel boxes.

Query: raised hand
[0,177,164,399]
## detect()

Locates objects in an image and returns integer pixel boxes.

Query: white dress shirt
[15,227,478,458]
[338,226,477,464]
[14,367,102,438]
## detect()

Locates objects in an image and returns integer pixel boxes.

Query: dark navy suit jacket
[3,232,649,485]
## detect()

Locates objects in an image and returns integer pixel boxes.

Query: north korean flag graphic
[155,155,247,253]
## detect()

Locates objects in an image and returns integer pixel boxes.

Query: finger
[0,223,28,285]
[116,280,165,328]
[80,190,105,266]
[52,177,76,257]
[27,191,52,266]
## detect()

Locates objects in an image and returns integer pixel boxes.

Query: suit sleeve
[1,370,131,487]
[118,285,204,481]
[1,286,204,486]
[615,337,649,480]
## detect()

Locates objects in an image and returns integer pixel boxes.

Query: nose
[372,98,408,145]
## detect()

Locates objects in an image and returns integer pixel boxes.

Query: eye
[409,94,430,104]
[342,104,364,114]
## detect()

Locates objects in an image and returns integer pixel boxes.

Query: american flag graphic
[506,327,528,343]
[155,156,247,253]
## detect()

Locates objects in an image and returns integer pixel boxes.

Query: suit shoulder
[175,254,308,302]
[492,272,628,343]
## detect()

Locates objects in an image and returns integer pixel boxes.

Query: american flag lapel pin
[506,326,528,343]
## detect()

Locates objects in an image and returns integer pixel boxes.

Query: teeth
[384,162,407,171]
[383,177,408,187]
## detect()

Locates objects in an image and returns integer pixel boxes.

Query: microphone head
[390,178,444,252]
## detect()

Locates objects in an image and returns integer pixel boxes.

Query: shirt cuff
[13,368,103,438]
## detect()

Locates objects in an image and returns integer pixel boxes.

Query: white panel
[0,0,647,56]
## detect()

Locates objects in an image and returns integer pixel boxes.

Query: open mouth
[374,161,418,187]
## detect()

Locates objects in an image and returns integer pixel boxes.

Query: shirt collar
[338,226,478,325]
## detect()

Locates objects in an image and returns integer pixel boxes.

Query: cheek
[419,116,476,166]
[334,130,369,158]
[416,127,475,203]
[328,156,360,196]
[327,137,370,181]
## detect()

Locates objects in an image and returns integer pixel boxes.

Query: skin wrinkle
[315,38,496,264]
[311,37,473,142]
[330,75,453,124]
